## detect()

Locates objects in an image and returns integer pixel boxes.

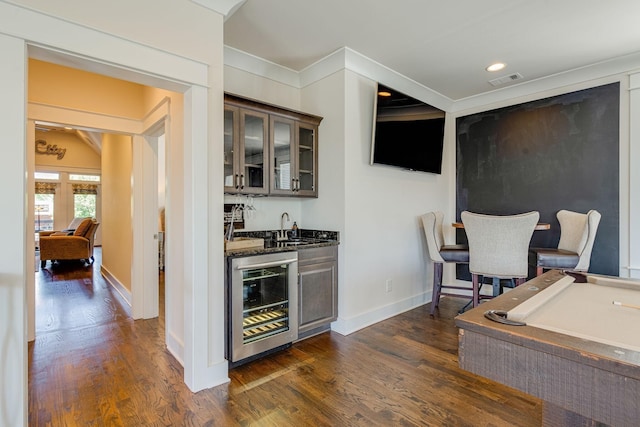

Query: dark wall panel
[456,83,619,276]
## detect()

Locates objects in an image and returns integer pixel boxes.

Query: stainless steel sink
[282,238,331,246]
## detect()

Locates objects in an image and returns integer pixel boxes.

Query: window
[69,174,100,182]
[35,172,59,180]
[35,170,100,232]
[73,184,98,219]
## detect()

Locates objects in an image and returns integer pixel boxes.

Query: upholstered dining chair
[461,210,539,307]
[529,209,601,276]
[421,211,470,315]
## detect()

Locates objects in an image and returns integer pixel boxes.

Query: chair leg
[430,262,443,315]
[472,273,480,307]
[491,277,501,297]
[536,266,544,276]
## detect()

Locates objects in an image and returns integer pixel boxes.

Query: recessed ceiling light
[378,91,392,97]
[486,62,506,72]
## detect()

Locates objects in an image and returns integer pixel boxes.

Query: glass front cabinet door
[224,105,269,195]
[270,116,295,195]
[296,121,318,196]
[270,115,319,197]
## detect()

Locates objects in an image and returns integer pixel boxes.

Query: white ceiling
[224,0,640,101]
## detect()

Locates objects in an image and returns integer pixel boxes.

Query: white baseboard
[331,292,430,336]
[330,280,498,336]
[100,265,132,307]
[166,330,185,366]
[101,265,187,370]
[185,360,230,393]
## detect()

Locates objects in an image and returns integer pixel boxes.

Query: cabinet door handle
[234,173,240,189]
[240,174,245,190]
[236,257,298,270]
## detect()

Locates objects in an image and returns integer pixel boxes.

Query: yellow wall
[29,59,146,118]
[34,130,101,170]
[28,58,152,294]
[101,133,132,291]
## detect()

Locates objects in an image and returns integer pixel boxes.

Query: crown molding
[225,45,454,111]
[452,51,640,113]
[190,0,246,18]
[224,45,300,87]
[224,44,640,114]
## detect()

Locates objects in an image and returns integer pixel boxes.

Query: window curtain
[72,183,98,195]
[35,181,57,194]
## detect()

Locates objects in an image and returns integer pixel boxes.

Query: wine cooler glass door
[230,252,298,362]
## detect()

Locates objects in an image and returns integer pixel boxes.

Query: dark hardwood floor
[29,250,542,426]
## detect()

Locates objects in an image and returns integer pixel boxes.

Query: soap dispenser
[290,221,298,239]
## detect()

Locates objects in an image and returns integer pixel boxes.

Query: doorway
[4,23,225,423]
[29,111,170,325]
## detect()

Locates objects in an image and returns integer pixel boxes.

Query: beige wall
[34,129,101,170]
[29,59,146,119]
[101,133,133,291]
[224,66,300,110]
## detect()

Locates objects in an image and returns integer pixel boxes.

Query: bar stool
[421,211,470,315]
[529,209,601,276]
[461,211,539,306]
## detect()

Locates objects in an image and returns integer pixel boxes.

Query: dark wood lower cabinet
[297,245,337,340]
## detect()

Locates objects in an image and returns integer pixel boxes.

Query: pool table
[455,269,640,426]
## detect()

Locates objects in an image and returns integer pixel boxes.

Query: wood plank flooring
[29,250,542,426]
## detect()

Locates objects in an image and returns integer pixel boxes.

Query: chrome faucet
[278,212,290,241]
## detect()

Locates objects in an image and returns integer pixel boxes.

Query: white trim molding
[331,292,430,336]
[100,264,132,306]
[225,44,640,114]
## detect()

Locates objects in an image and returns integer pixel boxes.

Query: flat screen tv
[370,83,445,174]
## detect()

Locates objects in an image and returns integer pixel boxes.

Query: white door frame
[2,3,227,422]
[132,98,171,320]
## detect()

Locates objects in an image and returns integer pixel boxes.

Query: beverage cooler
[227,251,298,365]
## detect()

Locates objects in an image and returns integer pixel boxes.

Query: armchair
[39,217,99,267]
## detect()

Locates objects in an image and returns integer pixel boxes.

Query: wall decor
[35,139,67,160]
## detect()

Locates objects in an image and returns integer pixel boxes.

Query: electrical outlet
[385,279,392,292]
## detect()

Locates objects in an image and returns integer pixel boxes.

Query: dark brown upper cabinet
[224,93,322,197]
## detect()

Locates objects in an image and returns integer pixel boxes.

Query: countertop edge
[225,238,339,258]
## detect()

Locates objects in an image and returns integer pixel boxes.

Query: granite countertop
[225,229,339,257]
